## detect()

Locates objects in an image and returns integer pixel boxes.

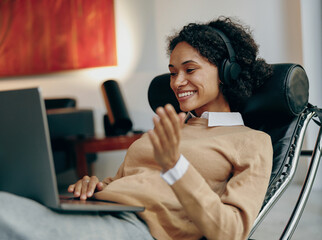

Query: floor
[250,184,322,240]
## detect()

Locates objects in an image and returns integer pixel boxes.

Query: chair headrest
[241,64,309,128]
[148,73,180,114]
[148,63,309,125]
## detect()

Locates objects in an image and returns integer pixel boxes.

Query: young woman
[0,17,273,240]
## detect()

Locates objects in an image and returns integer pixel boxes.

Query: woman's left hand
[148,104,186,172]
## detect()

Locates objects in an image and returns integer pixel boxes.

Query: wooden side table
[72,133,144,178]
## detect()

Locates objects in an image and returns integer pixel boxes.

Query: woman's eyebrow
[182,60,197,65]
[168,60,198,68]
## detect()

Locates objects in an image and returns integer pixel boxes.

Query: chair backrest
[241,64,309,185]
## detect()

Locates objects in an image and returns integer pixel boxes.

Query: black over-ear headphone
[212,28,241,85]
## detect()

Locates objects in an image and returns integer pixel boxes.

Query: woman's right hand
[67,176,105,200]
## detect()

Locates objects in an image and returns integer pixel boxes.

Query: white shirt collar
[187,111,244,127]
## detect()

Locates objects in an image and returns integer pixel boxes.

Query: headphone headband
[212,28,237,62]
[212,28,241,85]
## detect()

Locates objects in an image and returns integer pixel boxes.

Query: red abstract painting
[0,0,116,77]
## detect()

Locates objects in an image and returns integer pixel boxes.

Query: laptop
[0,87,144,212]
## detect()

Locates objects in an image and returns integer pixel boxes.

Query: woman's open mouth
[177,90,197,100]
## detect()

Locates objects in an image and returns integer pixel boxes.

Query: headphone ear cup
[221,58,232,85]
[220,59,241,85]
[219,59,229,85]
[229,62,241,82]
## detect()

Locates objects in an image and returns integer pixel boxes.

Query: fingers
[153,113,171,151]
[67,176,103,200]
[154,104,183,145]
[148,128,162,156]
[82,179,91,200]
[148,104,186,171]
[164,104,186,129]
[164,104,183,137]
[96,182,104,191]
[67,184,75,193]
[86,176,101,197]
[178,112,187,125]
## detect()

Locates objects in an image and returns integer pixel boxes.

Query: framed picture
[0,0,116,77]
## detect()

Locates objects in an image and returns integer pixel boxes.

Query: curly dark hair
[167,17,273,112]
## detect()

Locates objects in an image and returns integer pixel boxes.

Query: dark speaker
[101,80,133,136]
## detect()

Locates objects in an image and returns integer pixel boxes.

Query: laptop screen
[0,88,60,208]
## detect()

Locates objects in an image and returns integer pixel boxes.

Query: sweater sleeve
[170,132,272,240]
[101,161,125,185]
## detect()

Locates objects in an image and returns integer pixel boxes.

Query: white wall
[3,0,320,187]
[300,0,322,190]
[153,0,303,69]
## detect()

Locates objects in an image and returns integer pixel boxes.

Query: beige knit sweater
[94,117,272,240]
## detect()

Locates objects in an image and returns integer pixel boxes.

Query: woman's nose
[172,73,188,89]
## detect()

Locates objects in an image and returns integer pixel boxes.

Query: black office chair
[147,63,322,239]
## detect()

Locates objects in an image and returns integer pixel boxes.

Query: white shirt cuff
[161,154,190,185]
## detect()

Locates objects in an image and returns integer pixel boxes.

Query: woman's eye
[170,72,177,76]
[186,69,195,73]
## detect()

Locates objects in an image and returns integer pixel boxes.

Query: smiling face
[169,42,230,116]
